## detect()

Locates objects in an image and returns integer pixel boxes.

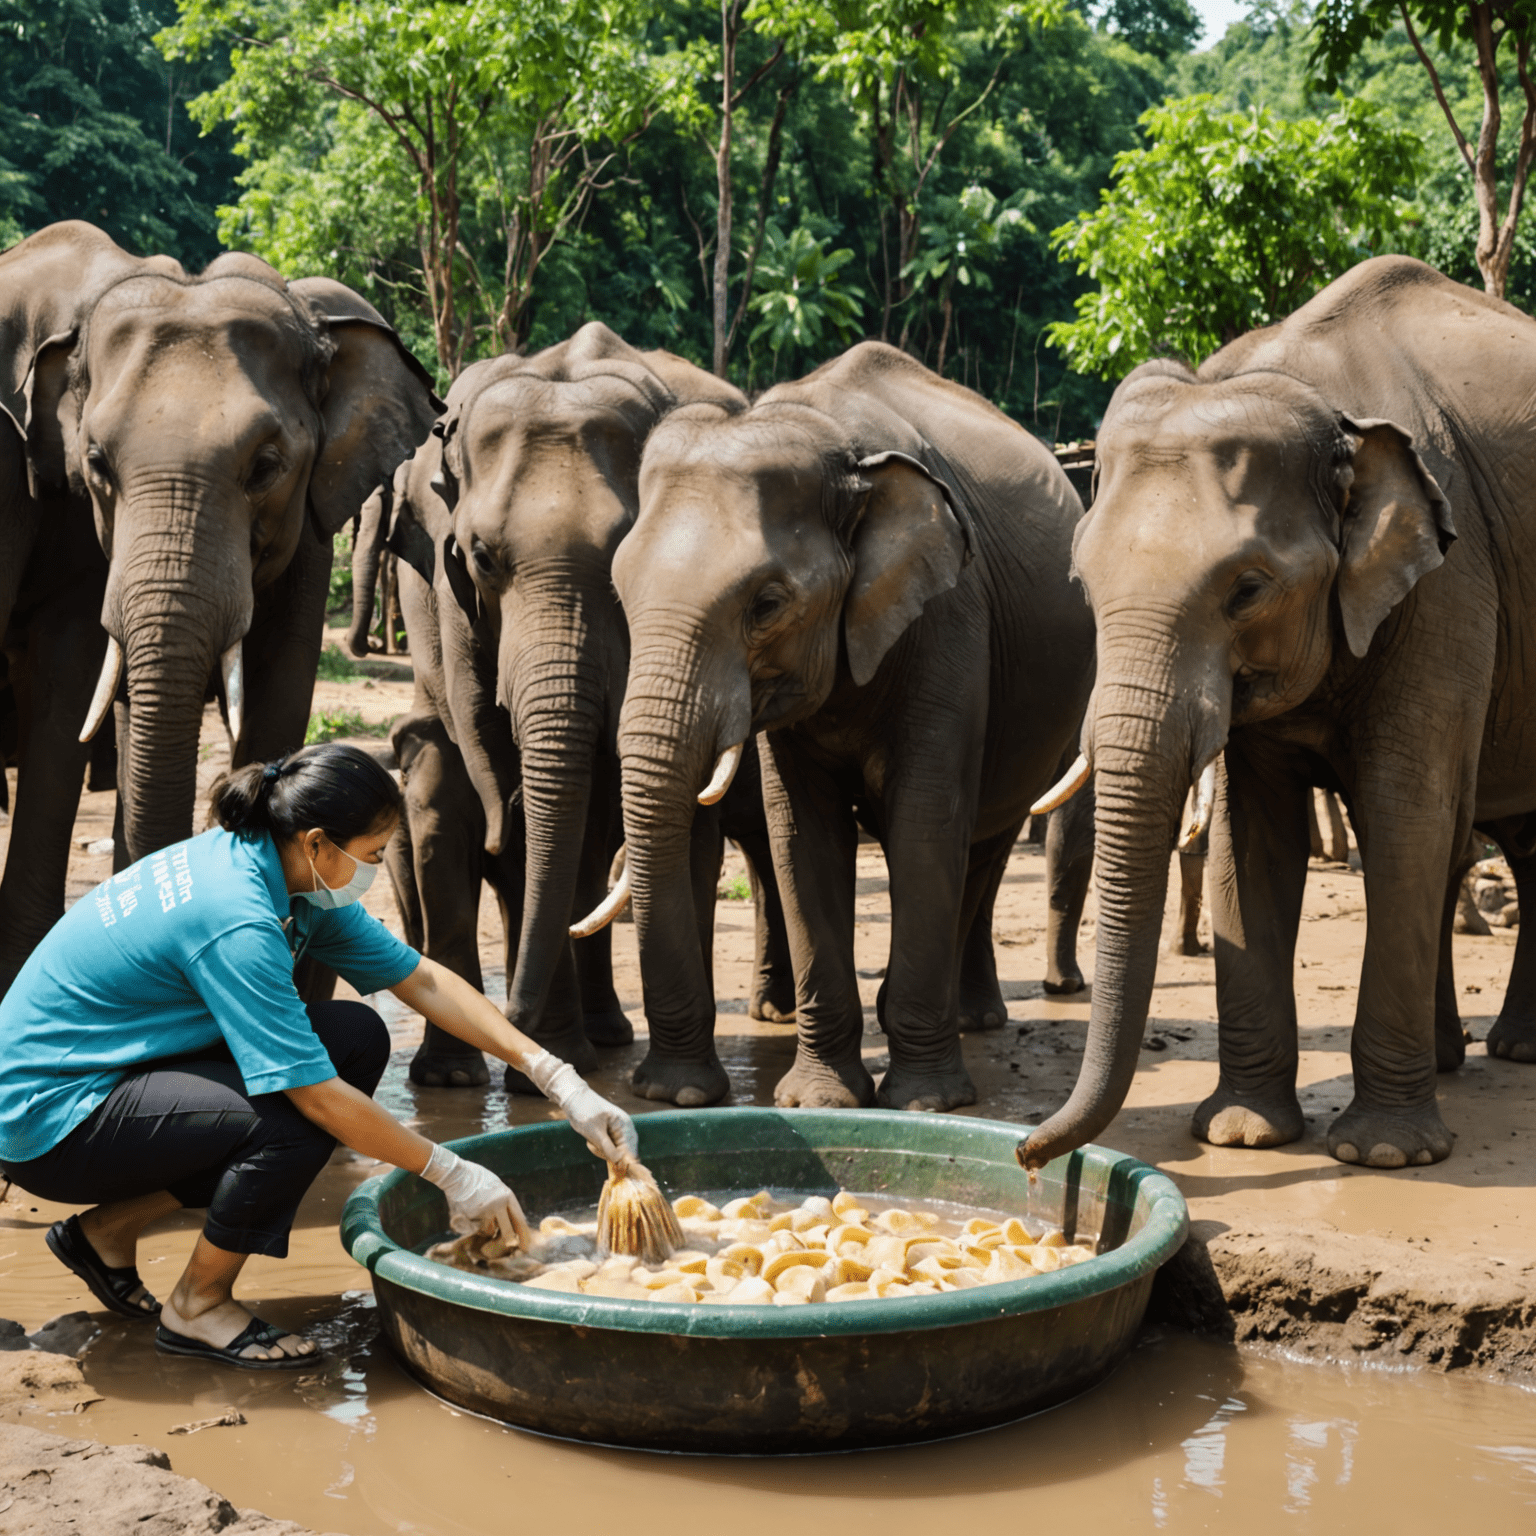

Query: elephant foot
[1487,1010,1536,1063]
[957,984,1007,1033]
[774,1050,875,1109]
[1192,1087,1304,1148]
[583,1005,636,1048]
[503,1020,598,1094]
[631,1048,730,1107]
[1042,963,1084,996]
[875,1054,977,1113]
[749,978,797,1024]
[1327,1100,1455,1168]
[409,1047,491,1089]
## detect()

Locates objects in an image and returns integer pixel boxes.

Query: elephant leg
[397,719,491,1087]
[1323,790,1351,864]
[1486,820,1536,1063]
[1306,788,1325,860]
[733,831,796,1024]
[764,735,872,1110]
[1324,764,1466,1169]
[1434,843,1475,1072]
[1044,784,1095,991]
[1193,748,1310,1149]
[572,785,633,1049]
[1173,850,1206,956]
[873,762,981,1113]
[0,588,105,992]
[238,534,329,765]
[956,824,1020,1032]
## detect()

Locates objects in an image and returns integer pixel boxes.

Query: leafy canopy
[1047,92,1422,376]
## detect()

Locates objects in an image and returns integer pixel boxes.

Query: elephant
[601,340,1097,1111]
[0,220,438,988]
[1020,254,1536,1175]
[355,328,797,1096]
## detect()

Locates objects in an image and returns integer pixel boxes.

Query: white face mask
[299,845,377,910]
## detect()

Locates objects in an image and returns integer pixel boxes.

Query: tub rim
[341,1107,1188,1340]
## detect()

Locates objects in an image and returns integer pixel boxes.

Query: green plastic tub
[340,1108,1187,1453]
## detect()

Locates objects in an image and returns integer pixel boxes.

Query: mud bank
[1153,1220,1536,1380]
[0,1352,330,1536]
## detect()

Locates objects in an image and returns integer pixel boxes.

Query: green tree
[746,217,866,377]
[0,0,238,262]
[1312,0,1536,299]
[162,0,705,369]
[1048,92,1423,376]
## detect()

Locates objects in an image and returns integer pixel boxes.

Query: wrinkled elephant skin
[614,342,1096,1113]
[0,221,438,991]
[1024,255,1536,1175]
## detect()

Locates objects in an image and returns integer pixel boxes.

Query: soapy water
[426,1189,1097,1304]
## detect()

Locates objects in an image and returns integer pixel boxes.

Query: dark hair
[210,743,402,847]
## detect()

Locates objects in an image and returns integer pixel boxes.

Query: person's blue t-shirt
[0,826,420,1164]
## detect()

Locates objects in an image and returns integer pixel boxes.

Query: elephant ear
[1335,415,1455,659]
[20,330,80,498]
[843,450,973,687]
[289,277,443,537]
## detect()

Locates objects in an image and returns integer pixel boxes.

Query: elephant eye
[245,446,286,498]
[1224,570,1272,620]
[85,445,113,488]
[747,586,789,633]
[470,538,498,578]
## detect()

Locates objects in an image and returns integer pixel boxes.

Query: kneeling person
[0,743,631,1369]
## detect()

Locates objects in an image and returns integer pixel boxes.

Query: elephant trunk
[616,614,751,1056]
[502,597,607,1031]
[1019,620,1229,1168]
[348,482,390,658]
[105,486,249,864]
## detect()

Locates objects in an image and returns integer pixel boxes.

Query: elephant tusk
[698,741,744,806]
[220,640,245,744]
[1030,753,1090,816]
[79,636,123,743]
[570,854,630,938]
[1178,761,1217,852]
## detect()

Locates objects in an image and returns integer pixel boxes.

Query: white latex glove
[525,1051,639,1163]
[420,1145,532,1244]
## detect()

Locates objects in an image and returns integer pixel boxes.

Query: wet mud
[2,633,1535,1529]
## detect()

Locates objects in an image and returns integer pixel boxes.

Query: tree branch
[1399,2,1474,175]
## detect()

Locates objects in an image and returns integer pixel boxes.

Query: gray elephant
[600,341,1097,1111]
[1020,255,1536,1176]
[361,327,797,1095]
[0,221,438,988]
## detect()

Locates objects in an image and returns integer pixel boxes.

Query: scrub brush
[596,1157,685,1265]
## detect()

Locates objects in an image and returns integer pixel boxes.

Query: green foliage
[304,708,392,745]
[747,220,865,372]
[161,0,708,368]
[1048,92,1423,376]
[1095,0,1203,59]
[717,873,753,901]
[0,0,238,262]
[315,644,357,682]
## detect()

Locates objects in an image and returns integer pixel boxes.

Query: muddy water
[4,1045,1535,1535]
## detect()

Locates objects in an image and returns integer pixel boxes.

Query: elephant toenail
[1368,1143,1407,1168]
[1334,1142,1360,1162]
[675,1087,709,1107]
[1413,1149,1434,1165]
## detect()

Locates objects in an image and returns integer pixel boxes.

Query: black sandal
[155,1316,321,1371]
[45,1215,160,1320]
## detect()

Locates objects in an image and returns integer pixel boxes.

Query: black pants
[0,1001,390,1258]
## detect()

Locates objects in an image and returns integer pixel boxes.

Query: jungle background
[3,0,1531,443]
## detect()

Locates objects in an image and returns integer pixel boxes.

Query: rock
[1195,1223,1536,1379]
[1493,899,1521,929]
[0,1349,102,1417]
[26,1313,101,1359]
[0,1323,27,1355]
[0,1422,340,1535]
[1474,877,1507,914]
[1454,878,1492,936]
